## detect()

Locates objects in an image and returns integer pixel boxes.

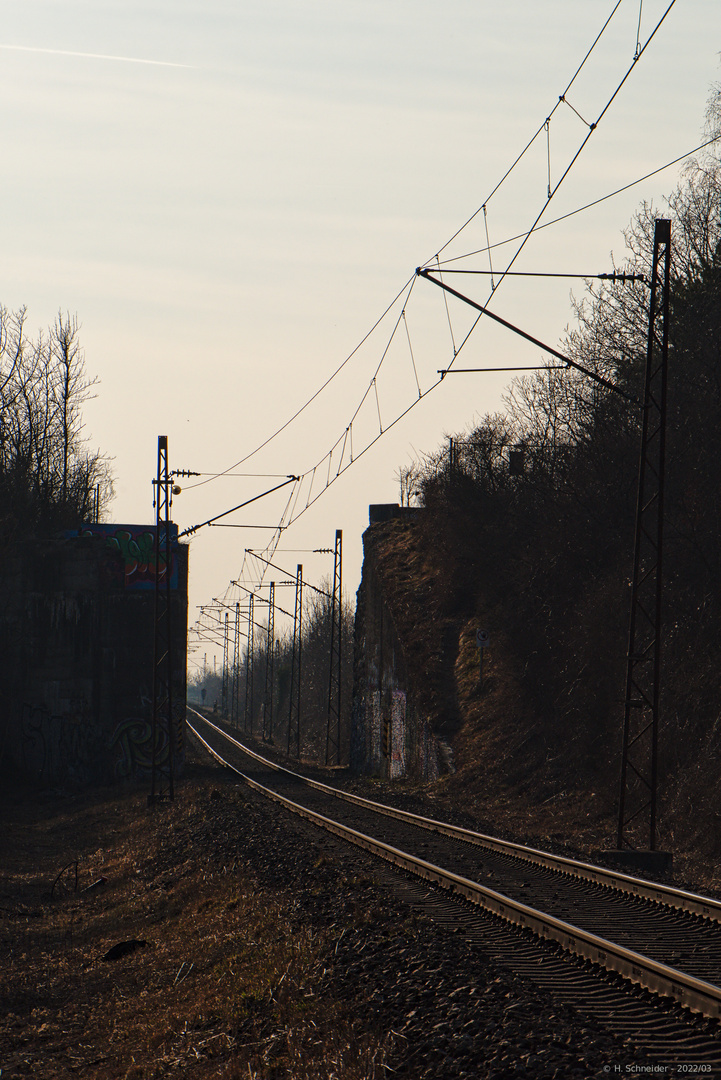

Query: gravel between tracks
[181,759,647,1078]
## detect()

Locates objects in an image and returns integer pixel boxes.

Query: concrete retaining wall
[351,511,438,781]
[0,530,188,787]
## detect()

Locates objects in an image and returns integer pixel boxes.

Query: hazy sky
[1,1,718,667]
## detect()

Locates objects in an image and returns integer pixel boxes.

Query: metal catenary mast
[150,435,175,802]
[287,564,303,759]
[325,530,343,765]
[617,218,671,857]
[244,593,255,734]
[263,582,276,741]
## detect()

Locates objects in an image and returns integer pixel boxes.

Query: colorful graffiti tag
[69,524,179,589]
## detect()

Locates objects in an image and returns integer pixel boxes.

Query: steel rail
[187,709,721,923]
[187,714,721,1019]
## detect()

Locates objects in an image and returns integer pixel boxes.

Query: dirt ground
[1,762,400,1079]
[1,737,714,1080]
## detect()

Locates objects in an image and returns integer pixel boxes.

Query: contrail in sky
[0,44,192,68]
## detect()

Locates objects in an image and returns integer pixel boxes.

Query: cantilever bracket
[417,267,636,403]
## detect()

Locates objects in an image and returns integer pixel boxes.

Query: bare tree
[0,306,112,542]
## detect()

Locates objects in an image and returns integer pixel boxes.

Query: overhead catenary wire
[246,550,331,597]
[180,476,299,537]
[224,580,297,622]
[402,309,422,399]
[481,207,494,292]
[429,0,626,262]
[545,117,552,200]
[436,136,720,267]
[194,2,690,529]
[256,1,677,540]
[190,3,691,539]
[310,0,678,478]
[635,0,645,58]
[189,0,687,641]
[181,274,416,490]
[429,0,679,382]
[190,375,438,646]
[267,377,442,531]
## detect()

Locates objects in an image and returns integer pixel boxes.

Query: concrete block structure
[0,525,188,787]
[351,506,439,781]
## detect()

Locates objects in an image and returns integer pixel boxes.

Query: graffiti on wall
[108,718,154,779]
[21,700,92,784]
[370,689,381,771]
[70,524,179,590]
[20,700,186,784]
[108,706,186,781]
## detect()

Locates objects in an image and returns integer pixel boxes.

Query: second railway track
[187,708,721,1069]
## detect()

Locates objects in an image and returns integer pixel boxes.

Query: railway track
[186,708,721,1068]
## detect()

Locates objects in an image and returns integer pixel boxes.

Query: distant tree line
[0,306,112,544]
[189,581,354,764]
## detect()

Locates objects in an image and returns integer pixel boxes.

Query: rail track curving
[186,708,721,1067]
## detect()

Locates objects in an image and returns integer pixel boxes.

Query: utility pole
[288,564,303,758]
[616,218,671,868]
[325,530,343,766]
[263,582,275,741]
[418,246,671,866]
[221,611,229,718]
[448,436,459,475]
[244,593,255,734]
[150,435,175,803]
[232,602,240,727]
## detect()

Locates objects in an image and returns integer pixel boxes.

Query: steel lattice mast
[287,564,303,758]
[244,593,255,734]
[617,218,671,853]
[150,435,175,802]
[263,582,275,741]
[232,601,240,727]
[221,611,229,717]
[325,530,343,765]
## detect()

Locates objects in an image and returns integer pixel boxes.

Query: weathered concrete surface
[0,530,188,786]
[351,507,439,781]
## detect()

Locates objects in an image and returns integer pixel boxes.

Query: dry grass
[0,773,394,1079]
